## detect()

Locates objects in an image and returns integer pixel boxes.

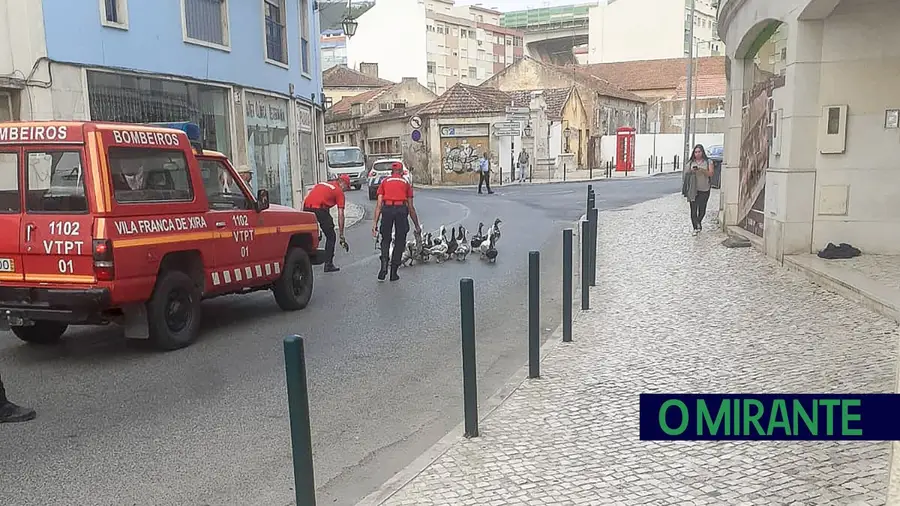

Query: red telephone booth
[615,126,636,172]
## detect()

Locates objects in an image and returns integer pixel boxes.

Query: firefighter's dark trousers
[379,205,410,267]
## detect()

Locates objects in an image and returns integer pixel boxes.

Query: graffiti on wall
[441,137,488,174]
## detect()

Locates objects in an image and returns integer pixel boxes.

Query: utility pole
[682,0,696,165]
[691,40,699,148]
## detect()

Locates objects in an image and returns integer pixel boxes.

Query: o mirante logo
[639,394,900,441]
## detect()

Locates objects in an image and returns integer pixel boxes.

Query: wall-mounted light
[523,123,533,137]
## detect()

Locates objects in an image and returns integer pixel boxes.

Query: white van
[324,146,366,190]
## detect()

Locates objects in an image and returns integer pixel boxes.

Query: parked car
[707,144,723,189]
[366,158,412,200]
[325,146,366,190]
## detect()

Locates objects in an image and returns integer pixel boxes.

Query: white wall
[599,133,723,165]
[0,1,87,121]
[810,0,900,254]
[346,0,428,86]
[589,0,684,64]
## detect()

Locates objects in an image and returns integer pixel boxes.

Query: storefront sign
[440,124,489,138]
[246,94,288,129]
[296,104,312,133]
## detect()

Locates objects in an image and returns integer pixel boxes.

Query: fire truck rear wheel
[11,321,68,345]
[273,247,314,311]
[147,270,202,351]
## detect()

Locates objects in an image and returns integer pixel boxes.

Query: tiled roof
[359,103,431,124]
[323,65,394,88]
[506,88,574,118]
[419,83,510,116]
[672,74,727,99]
[328,87,389,116]
[482,57,646,103]
[572,56,726,92]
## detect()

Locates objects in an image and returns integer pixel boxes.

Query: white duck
[428,231,450,263]
[488,218,502,246]
[478,232,498,262]
[455,226,471,261]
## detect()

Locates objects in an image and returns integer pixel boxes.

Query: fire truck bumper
[0,287,111,327]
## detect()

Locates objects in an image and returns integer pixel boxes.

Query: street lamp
[342,0,358,37]
[523,123,533,137]
[341,17,358,37]
[563,126,571,153]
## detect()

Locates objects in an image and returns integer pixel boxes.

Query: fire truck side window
[108,147,194,204]
[25,150,88,213]
[198,159,251,211]
[0,152,18,213]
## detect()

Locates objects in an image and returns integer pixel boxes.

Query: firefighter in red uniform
[303,174,351,272]
[372,162,422,281]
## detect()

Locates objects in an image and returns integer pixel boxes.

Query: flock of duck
[376,218,503,267]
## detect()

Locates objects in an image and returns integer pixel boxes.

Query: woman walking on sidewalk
[682,144,714,235]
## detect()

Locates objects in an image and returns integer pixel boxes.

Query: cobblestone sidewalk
[362,192,899,506]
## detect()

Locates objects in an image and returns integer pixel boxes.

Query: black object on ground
[818,242,862,260]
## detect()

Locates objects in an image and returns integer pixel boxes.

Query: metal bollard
[581,220,590,310]
[528,251,540,379]
[647,157,651,175]
[283,335,317,506]
[589,207,598,287]
[460,278,479,438]
[562,229,573,342]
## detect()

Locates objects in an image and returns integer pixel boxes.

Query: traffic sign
[409,116,422,129]
[506,106,529,114]
[493,128,521,137]
[411,129,422,142]
[493,121,521,129]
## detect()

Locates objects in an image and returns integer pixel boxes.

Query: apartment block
[346,0,523,93]
[588,0,723,64]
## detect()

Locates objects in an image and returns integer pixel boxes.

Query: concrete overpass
[523,25,589,65]
[501,4,592,66]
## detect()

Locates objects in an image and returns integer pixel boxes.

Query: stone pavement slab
[360,192,899,506]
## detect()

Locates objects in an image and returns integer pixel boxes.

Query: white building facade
[588,0,723,64]
[346,0,522,93]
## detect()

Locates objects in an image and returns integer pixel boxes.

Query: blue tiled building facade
[5,0,326,207]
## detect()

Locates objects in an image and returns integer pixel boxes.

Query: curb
[355,217,588,506]
[415,175,657,190]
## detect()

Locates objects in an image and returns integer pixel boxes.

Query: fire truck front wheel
[11,321,68,345]
[273,247,314,311]
[147,270,202,351]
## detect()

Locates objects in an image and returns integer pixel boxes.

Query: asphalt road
[0,174,681,506]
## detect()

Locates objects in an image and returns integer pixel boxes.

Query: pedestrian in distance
[682,143,714,236]
[303,174,351,272]
[517,147,529,183]
[372,162,422,281]
[0,371,36,423]
[477,152,494,194]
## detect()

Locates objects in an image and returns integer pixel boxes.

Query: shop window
[245,93,292,206]
[264,0,287,64]
[108,147,194,204]
[86,71,232,158]
[25,151,88,213]
[299,0,311,74]
[183,0,229,48]
[100,0,129,29]
[0,152,19,213]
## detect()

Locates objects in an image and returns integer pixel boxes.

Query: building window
[100,0,128,28]
[299,0,311,74]
[468,67,476,79]
[427,61,436,74]
[367,138,400,155]
[183,0,229,48]
[460,29,467,38]
[264,0,287,64]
